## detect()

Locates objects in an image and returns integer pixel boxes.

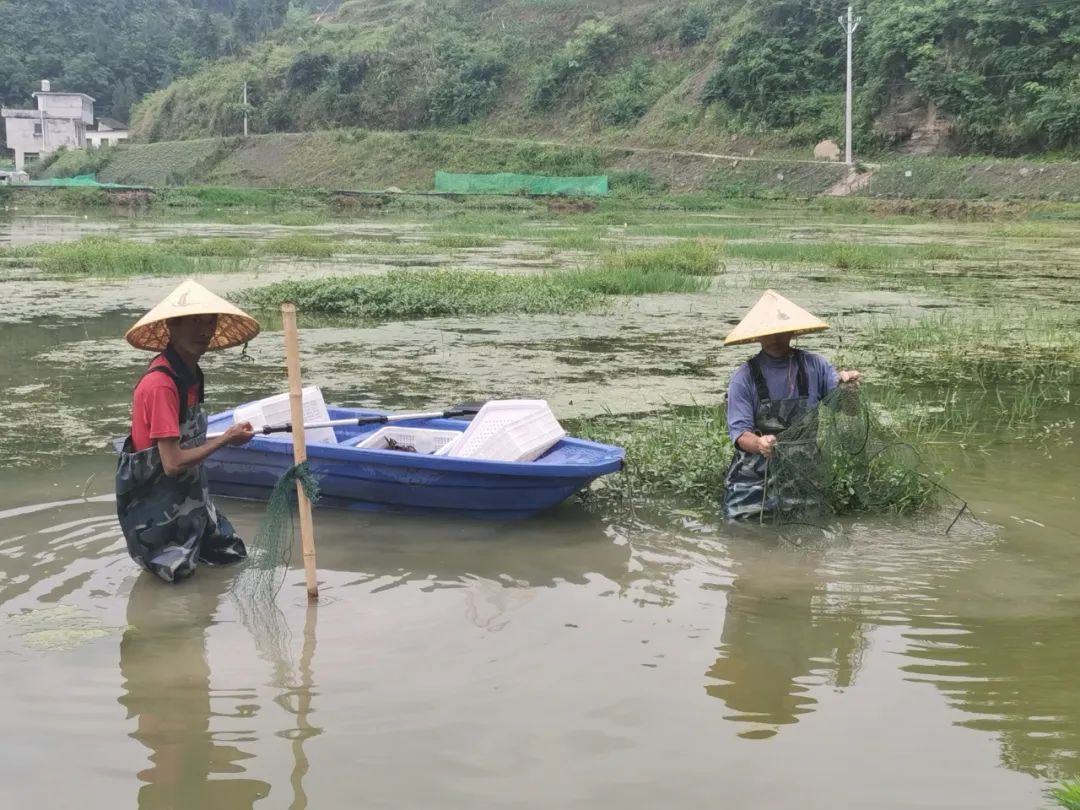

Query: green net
[229,463,321,670]
[28,173,140,188]
[762,386,960,528]
[434,171,608,196]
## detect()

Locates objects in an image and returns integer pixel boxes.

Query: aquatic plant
[861,309,1080,385]
[156,236,258,257]
[1051,781,1080,810]
[576,389,941,516]
[23,236,245,277]
[575,405,734,504]
[426,233,500,249]
[273,211,327,227]
[234,270,601,319]
[265,234,338,258]
[558,265,712,295]
[601,238,725,277]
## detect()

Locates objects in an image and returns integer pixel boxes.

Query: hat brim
[126,312,260,352]
[723,324,830,346]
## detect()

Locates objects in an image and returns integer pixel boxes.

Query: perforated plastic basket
[355,426,461,455]
[444,400,565,462]
[233,387,337,444]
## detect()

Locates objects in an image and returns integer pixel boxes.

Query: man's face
[167,314,218,357]
[759,331,794,356]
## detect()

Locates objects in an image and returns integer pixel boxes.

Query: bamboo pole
[281,303,319,601]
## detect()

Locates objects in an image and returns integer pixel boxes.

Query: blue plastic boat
[202,405,625,520]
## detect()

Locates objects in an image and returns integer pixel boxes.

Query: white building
[1,80,95,172]
[87,117,130,148]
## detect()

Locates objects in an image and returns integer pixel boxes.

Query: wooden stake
[281,303,319,601]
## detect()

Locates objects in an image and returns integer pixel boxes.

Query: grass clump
[725,241,904,269]
[577,392,940,516]
[426,234,500,249]
[234,270,602,319]
[20,236,243,277]
[339,239,438,256]
[546,229,609,252]
[273,212,327,227]
[559,266,712,295]
[601,239,725,276]
[862,309,1080,384]
[577,405,734,504]
[265,235,338,258]
[1052,781,1080,810]
[157,236,257,257]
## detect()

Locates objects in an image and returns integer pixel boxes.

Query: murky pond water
[1,210,1078,809]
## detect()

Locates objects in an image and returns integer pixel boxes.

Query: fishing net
[762,385,963,529]
[229,462,321,674]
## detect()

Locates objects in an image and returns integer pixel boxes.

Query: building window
[33,122,42,136]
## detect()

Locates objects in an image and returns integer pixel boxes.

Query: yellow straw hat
[723,289,830,346]
[125,279,261,352]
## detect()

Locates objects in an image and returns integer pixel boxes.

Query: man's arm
[157,423,254,477]
[728,368,775,457]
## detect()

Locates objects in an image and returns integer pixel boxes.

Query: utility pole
[839,5,861,166]
[243,82,249,138]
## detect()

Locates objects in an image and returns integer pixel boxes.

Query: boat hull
[203,407,624,520]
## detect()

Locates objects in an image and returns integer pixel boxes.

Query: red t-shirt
[130,355,203,452]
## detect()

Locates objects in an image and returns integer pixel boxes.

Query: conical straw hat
[126,279,261,352]
[723,289,829,346]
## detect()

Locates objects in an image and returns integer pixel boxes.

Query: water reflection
[704,541,866,739]
[118,572,271,808]
[308,506,632,591]
[903,615,1080,778]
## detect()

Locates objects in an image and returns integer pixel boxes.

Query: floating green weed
[345,240,437,256]
[234,270,602,319]
[576,405,734,503]
[273,211,327,227]
[426,233,500,249]
[723,240,984,269]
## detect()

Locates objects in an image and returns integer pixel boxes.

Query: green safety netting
[434,171,608,196]
[28,174,142,188]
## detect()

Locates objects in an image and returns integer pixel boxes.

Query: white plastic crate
[232,386,337,444]
[356,426,461,455]
[444,399,565,462]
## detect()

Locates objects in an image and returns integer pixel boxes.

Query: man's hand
[757,434,777,459]
[223,421,255,446]
[839,369,861,385]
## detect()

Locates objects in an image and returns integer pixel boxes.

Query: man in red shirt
[116,280,261,583]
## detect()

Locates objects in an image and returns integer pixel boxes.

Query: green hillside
[0,0,305,127]
[128,0,1080,157]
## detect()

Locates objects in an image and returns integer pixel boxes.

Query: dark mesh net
[229,462,321,672]
[764,386,952,526]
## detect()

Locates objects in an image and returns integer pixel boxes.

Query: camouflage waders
[723,349,822,521]
[115,352,246,583]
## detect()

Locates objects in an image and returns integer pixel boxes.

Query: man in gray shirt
[722,290,860,520]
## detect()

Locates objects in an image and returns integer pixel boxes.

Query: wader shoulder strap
[142,348,205,424]
[745,355,771,403]
[746,351,810,402]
